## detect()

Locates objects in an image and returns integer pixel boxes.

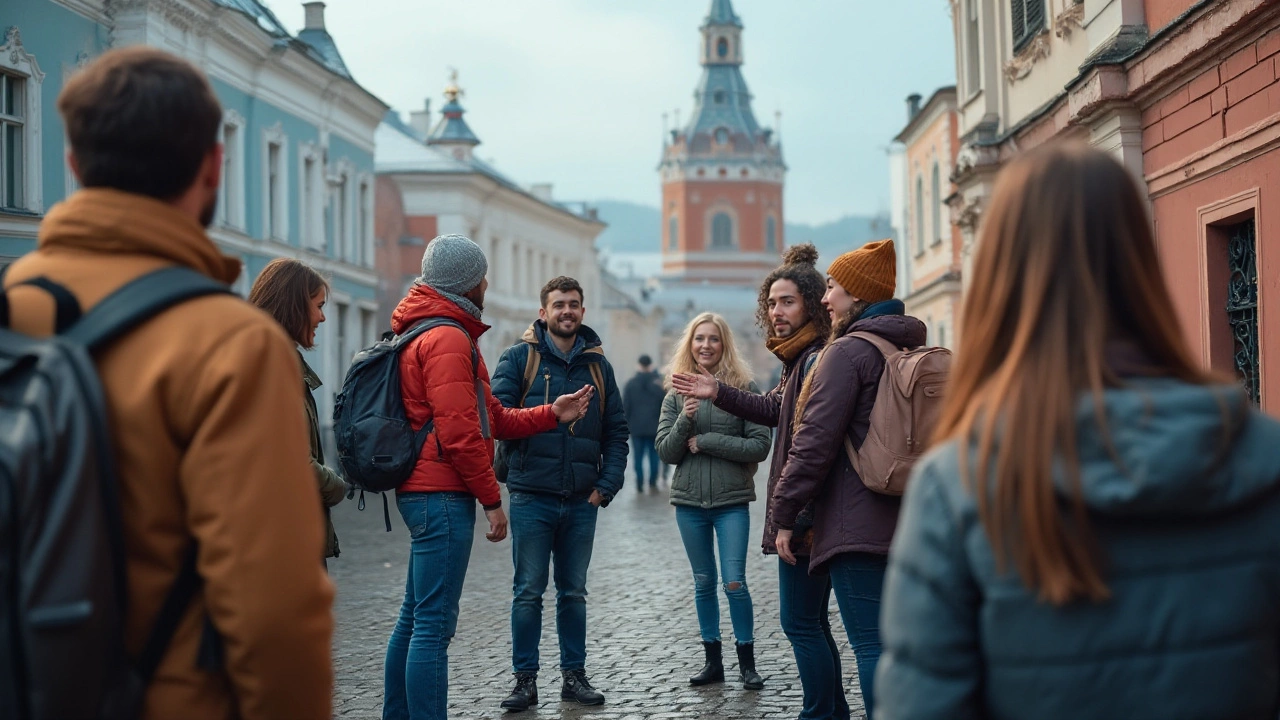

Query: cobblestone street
[330,464,868,720]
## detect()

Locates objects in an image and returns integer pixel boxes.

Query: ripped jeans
[675,504,754,644]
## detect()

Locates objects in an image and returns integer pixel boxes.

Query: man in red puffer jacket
[381,233,593,720]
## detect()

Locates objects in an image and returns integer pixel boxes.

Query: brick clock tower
[660,0,786,284]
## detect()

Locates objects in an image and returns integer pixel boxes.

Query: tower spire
[704,0,743,28]
[427,68,480,162]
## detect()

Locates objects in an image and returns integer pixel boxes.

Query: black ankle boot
[500,672,538,712]
[689,640,725,686]
[560,669,605,705]
[735,642,764,690]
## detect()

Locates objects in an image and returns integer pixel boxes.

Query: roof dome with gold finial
[427,68,481,150]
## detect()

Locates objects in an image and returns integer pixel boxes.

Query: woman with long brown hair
[249,258,349,562]
[876,143,1280,719]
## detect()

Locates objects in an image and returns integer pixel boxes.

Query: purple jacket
[715,335,824,555]
[772,311,927,572]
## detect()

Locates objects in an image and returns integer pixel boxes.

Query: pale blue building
[0,0,387,431]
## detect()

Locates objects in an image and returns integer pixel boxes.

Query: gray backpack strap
[63,267,233,352]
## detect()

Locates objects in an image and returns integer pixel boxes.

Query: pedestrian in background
[772,238,923,719]
[876,143,1280,720]
[248,258,349,564]
[383,236,592,720]
[624,353,666,492]
[673,244,845,719]
[657,312,770,691]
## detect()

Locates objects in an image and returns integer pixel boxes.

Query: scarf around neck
[432,286,483,321]
[766,322,820,364]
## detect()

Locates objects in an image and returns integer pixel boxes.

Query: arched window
[711,212,734,249]
[931,163,942,246]
[766,216,777,251]
[717,37,729,58]
[915,175,925,254]
[668,215,678,250]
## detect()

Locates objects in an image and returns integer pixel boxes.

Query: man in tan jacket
[2,48,334,719]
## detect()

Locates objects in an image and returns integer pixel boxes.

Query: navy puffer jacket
[492,321,629,503]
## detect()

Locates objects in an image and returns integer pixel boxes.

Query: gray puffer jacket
[656,385,771,509]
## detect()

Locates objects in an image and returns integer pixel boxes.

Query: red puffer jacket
[392,285,557,508]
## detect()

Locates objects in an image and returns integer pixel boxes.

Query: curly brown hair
[755,244,831,339]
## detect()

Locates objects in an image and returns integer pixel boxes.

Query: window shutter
[1011,0,1026,46]
[1026,0,1046,36]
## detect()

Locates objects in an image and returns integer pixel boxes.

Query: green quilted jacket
[656,385,770,509]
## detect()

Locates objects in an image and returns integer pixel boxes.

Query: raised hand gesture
[671,366,718,401]
[552,384,595,424]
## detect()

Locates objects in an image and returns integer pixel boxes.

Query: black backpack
[0,266,232,720]
[333,317,479,498]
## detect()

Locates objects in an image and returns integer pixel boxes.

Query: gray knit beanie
[418,234,488,295]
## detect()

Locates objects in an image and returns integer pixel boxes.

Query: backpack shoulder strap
[396,317,478,375]
[587,362,607,416]
[518,345,541,408]
[848,330,902,358]
[63,267,233,352]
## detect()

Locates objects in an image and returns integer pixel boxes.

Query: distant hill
[592,200,891,263]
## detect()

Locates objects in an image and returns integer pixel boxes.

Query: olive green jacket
[656,384,771,509]
[302,355,348,558]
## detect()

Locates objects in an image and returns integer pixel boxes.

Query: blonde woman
[656,313,771,691]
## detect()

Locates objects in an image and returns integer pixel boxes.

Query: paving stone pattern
[331,465,867,719]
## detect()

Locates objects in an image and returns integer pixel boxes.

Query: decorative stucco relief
[1054,2,1086,39]
[1003,33,1050,84]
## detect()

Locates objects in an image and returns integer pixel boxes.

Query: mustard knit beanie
[827,239,896,303]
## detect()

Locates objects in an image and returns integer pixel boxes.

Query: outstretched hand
[671,366,718,401]
[552,384,595,423]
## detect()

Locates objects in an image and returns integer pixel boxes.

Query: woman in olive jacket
[657,312,771,691]
[249,258,349,562]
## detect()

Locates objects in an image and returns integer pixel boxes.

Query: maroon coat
[772,313,927,572]
[714,335,824,555]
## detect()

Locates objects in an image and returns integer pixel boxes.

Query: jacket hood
[391,284,490,339]
[521,320,604,352]
[1063,380,1280,518]
[847,312,927,350]
[39,188,242,283]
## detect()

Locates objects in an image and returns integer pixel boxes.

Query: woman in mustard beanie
[771,237,926,718]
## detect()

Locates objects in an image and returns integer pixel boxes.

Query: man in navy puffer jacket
[491,276,629,711]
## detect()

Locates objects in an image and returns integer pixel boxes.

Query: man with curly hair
[672,244,850,719]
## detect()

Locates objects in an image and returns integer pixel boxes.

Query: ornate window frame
[217,109,246,231]
[261,122,289,242]
[298,141,325,252]
[0,27,44,214]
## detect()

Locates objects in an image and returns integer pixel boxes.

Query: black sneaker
[501,672,538,712]
[560,669,605,706]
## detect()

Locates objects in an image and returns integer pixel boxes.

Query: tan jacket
[4,190,334,720]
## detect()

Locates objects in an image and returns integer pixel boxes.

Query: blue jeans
[827,552,887,719]
[383,492,476,720]
[779,558,850,720]
[632,436,659,488]
[509,491,599,673]
[675,504,754,644]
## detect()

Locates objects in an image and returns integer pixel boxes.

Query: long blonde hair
[666,312,754,391]
[935,142,1225,606]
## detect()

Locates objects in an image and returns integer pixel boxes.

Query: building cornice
[386,171,605,236]
[894,86,957,145]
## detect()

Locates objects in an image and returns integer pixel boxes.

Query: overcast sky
[276,0,957,225]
